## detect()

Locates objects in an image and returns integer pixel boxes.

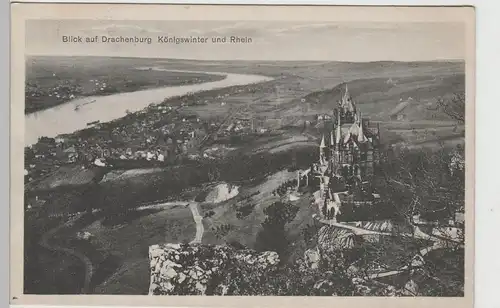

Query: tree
[207,165,220,182]
[376,145,465,227]
[365,145,465,296]
[255,201,299,260]
[302,222,321,248]
[430,92,465,124]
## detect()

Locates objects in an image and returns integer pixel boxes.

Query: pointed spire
[320,134,326,148]
[349,122,359,135]
[336,111,341,145]
[377,122,381,143]
[358,115,368,143]
[343,131,351,144]
[342,84,355,113]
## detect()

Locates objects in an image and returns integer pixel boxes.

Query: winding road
[188,202,204,244]
[39,214,94,294]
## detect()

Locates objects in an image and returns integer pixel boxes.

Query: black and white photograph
[12,4,473,304]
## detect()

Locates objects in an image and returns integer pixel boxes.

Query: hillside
[296,74,465,121]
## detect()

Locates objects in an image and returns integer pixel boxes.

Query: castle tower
[339,84,357,124]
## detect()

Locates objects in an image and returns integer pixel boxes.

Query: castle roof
[319,135,326,148]
[340,84,356,113]
[357,117,368,143]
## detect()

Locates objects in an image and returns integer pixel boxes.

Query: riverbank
[24,68,274,186]
[26,57,228,114]
[25,68,272,146]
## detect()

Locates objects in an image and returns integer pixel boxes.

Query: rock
[160,266,178,279]
[178,272,187,283]
[410,255,425,268]
[149,283,159,294]
[346,265,359,276]
[304,248,321,269]
[149,245,162,258]
[165,282,174,292]
[154,262,161,274]
[402,280,419,296]
[195,282,207,294]
[205,183,240,203]
[148,243,280,295]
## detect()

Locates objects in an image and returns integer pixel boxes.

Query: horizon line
[25,54,465,64]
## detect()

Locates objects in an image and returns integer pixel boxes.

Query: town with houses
[24,83,273,186]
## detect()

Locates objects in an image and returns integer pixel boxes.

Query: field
[162,58,465,150]
[200,170,299,247]
[24,56,466,294]
[86,204,196,294]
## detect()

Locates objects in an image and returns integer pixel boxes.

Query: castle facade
[297,85,382,222]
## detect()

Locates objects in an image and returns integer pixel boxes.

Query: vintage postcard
[10,3,475,308]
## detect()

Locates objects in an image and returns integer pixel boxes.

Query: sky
[25,20,465,61]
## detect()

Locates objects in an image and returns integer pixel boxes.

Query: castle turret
[335,112,341,148]
[319,134,326,150]
[319,134,326,165]
[357,114,368,144]
[340,84,357,123]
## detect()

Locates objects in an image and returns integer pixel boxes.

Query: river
[25,68,273,146]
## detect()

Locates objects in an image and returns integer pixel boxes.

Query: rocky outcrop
[304,248,321,269]
[205,183,239,203]
[351,277,423,296]
[149,243,280,295]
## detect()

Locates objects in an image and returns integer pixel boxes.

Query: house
[63,146,78,163]
[146,152,155,161]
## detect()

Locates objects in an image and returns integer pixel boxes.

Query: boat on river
[86,120,100,126]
